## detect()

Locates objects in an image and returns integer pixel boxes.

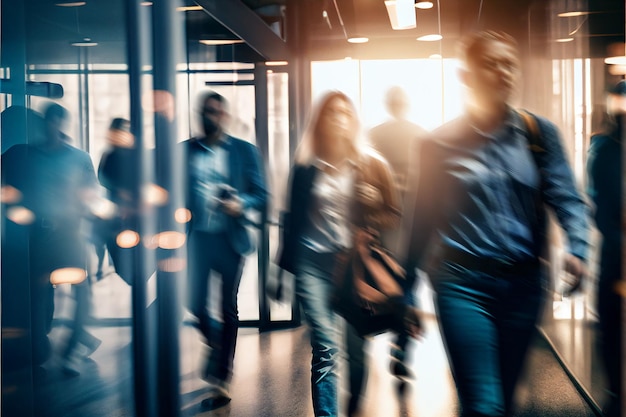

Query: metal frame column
[152,0,185,415]
[126,1,158,416]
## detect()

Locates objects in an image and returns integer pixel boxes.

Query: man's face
[465,39,520,106]
[202,98,226,137]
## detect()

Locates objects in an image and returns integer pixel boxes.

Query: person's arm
[361,152,401,230]
[536,118,590,289]
[223,141,268,217]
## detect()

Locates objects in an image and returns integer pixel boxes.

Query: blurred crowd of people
[1,29,623,417]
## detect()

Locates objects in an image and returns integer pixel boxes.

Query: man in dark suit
[183,91,267,407]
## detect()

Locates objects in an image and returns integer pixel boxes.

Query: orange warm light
[117,230,141,248]
[155,231,186,249]
[50,268,87,285]
[1,185,22,204]
[175,208,192,223]
[7,206,35,225]
[143,183,169,206]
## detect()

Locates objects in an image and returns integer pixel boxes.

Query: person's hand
[560,253,587,296]
[221,196,243,217]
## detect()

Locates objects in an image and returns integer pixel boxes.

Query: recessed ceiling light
[415,2,434,9]
[605,56,626,65]
[177,5,202,11]
[199,39,245,46]
[347,36,369,44]
[558,11,592,17]
[385,0,417,30]
[55,1,86,6]
[417,34,442,41]
[555,38,574,43]
[265,61,288,66]
[71,38,98,47]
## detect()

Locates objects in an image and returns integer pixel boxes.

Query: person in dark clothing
[97,117,142,286]
[586,80,625,417]
[183,91,268,408]
[1,103,101,377]
[404,31,590,417]
[369,85,428,381]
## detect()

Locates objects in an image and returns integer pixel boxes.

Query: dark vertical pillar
[0,0,27,106]
[126,1,158,416]
[286,0,309,325]
[254,63,271,330]
[152,0,184,415]
[1,1,33,416]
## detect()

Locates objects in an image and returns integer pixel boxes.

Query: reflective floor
[3,305,598,417]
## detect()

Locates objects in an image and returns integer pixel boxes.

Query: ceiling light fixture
[141,1,152,5]
[71,38,98,47]
[417,34,442,41]
[55,1,86,6]
[199,39,245,46]
[555,37,574,43]
[385,0,416,30]
[347,36,369,43]
[177,5,202,12]
[605,56,626,65]
[265,61,288,66]
[415,1,434,9]
[557,11,593,17]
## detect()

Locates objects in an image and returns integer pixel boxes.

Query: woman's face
[317,96,356,145]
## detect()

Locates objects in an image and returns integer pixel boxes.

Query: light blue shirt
[189,137,230,233]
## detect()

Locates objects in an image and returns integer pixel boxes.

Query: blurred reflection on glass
[1,102,101,381]
[586,80,625,417]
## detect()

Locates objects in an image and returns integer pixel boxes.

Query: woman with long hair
[278,91,404,416]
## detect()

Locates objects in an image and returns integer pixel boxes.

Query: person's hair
[458,30,518,68]
[43,102,68,122]
[109,117,130,132]
[198,91,228,113]
[294,90,360,165]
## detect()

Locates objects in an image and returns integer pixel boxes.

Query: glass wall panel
[538,56,613,412]
[267,70,292,321]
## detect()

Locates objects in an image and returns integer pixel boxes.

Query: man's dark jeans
[433,262,545,417]
[188,230,244,383]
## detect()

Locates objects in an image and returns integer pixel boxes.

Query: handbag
[333,230,419,337]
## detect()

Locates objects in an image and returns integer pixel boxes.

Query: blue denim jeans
[433,263,545,417]
[296,247,340,417]
[188,230,244,383]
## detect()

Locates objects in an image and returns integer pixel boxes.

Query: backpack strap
[517,109,545,153]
